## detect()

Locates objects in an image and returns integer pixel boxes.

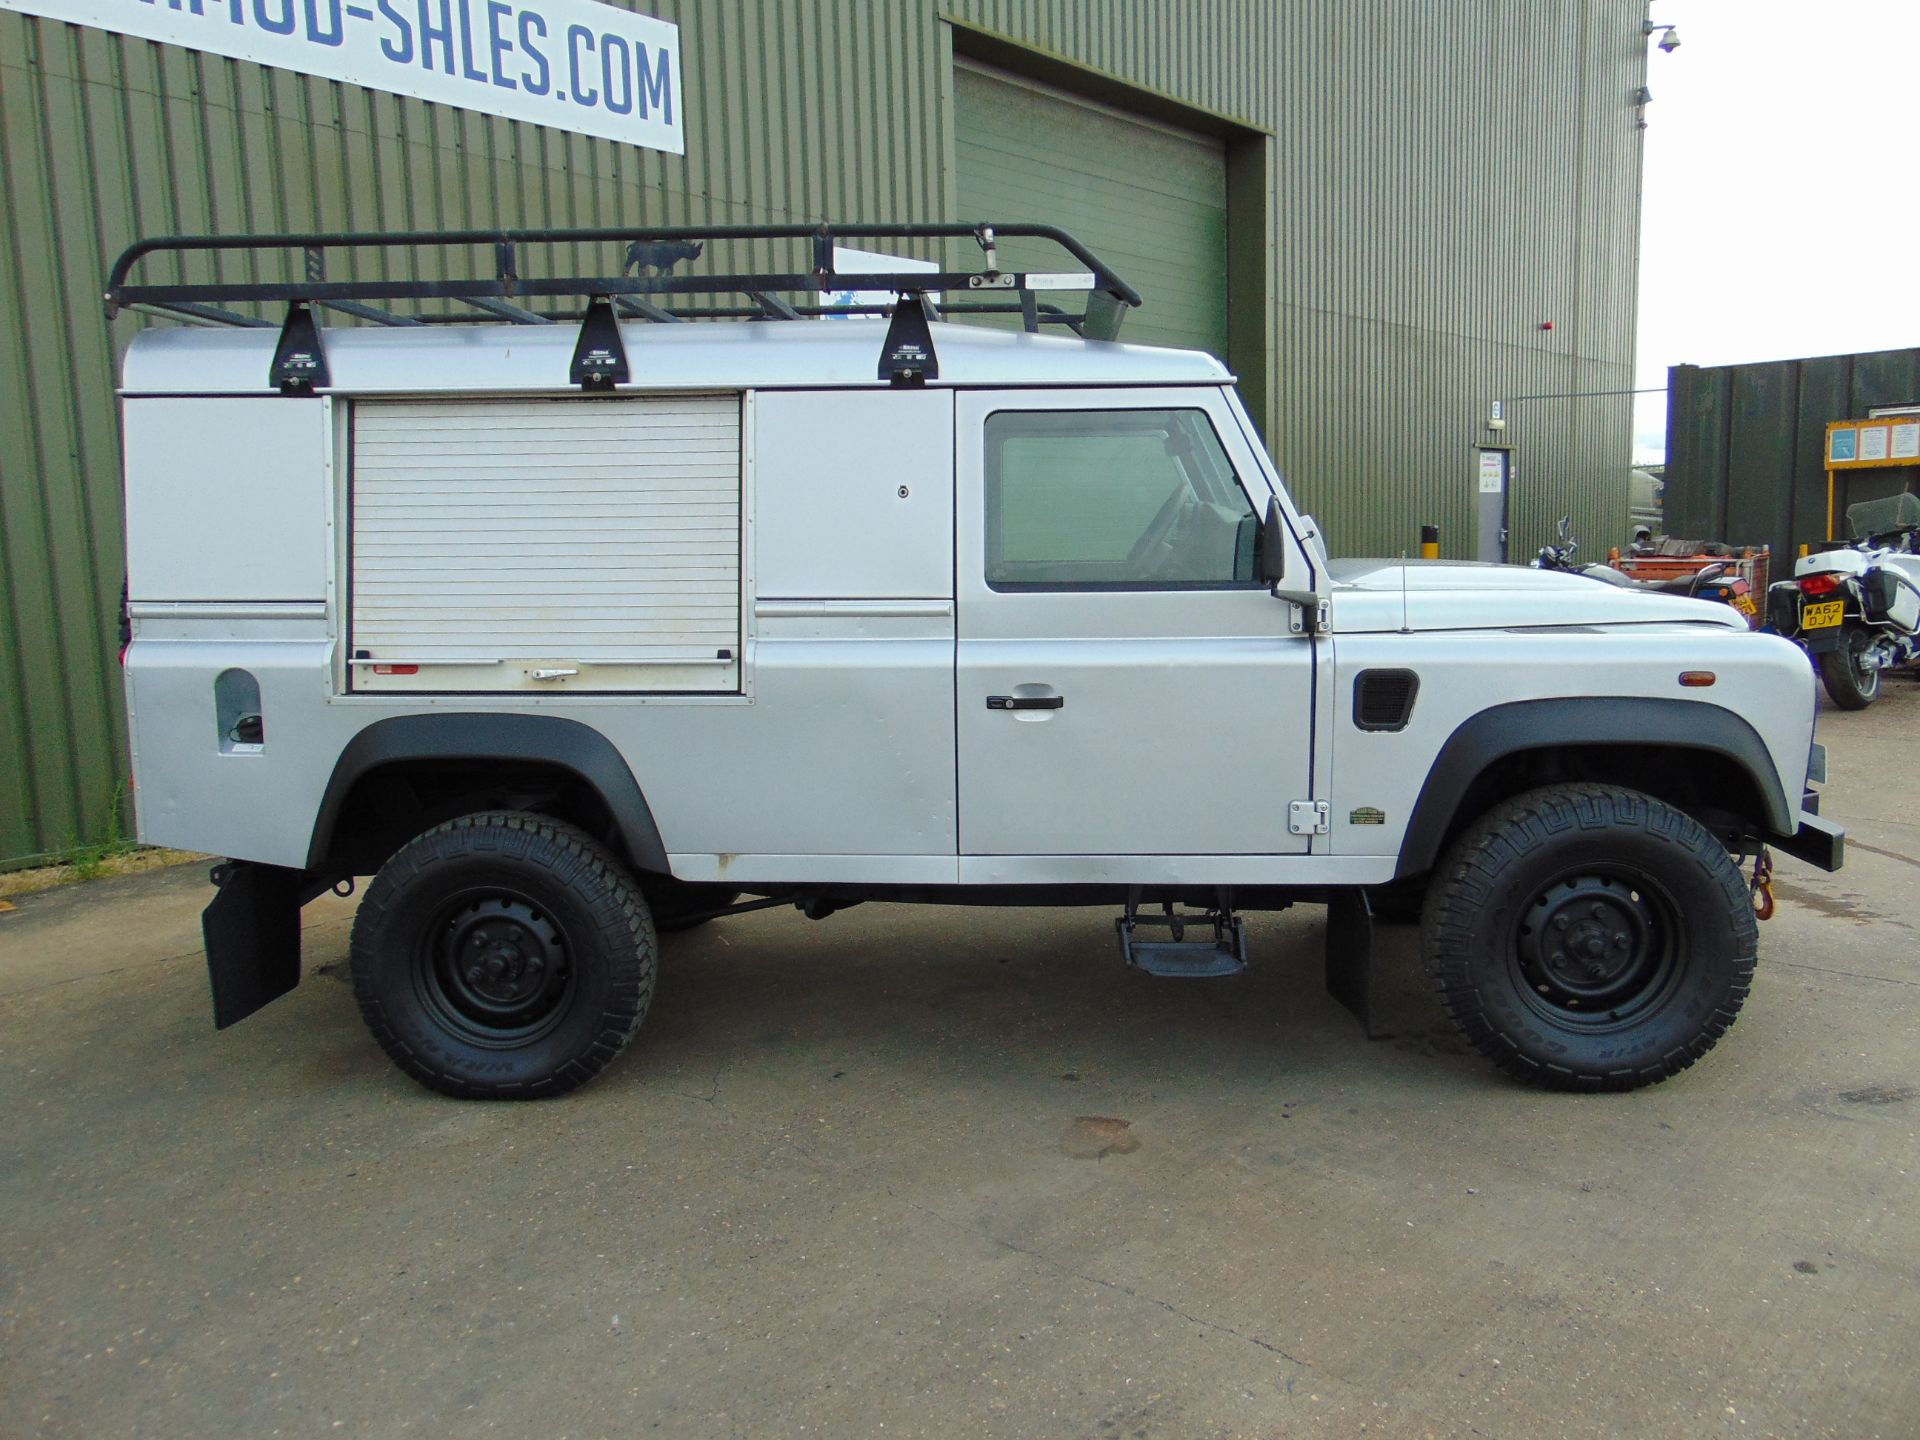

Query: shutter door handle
[986,694,1064,711]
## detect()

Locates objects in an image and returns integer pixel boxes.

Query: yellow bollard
[1419,524,1440,560]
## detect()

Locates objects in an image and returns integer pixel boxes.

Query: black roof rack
[104,221,1143,392]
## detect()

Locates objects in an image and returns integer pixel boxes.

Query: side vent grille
[1354,669,1420,732]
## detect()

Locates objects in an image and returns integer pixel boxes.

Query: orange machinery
[1608,541,1770,628]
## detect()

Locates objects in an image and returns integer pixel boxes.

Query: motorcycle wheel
[1817,625,1881,710]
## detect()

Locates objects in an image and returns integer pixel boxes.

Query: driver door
[954,387,1315,857]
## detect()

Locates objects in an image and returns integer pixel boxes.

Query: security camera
[1658,25,1681,52]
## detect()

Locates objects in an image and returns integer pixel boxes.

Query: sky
[1633,0,1920,462]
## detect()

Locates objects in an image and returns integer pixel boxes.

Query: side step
[1115,897,1247,979]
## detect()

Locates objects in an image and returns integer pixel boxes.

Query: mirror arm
[1261,495,1325,631]
[1270,584,1325,632]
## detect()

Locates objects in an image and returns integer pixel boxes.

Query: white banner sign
[0,0,683,153]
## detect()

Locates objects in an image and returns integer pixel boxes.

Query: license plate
[1802,600,1845,630]
[1732,592,1758,618]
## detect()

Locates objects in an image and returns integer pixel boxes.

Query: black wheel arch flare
[306,713,670,874]
[1394,697,1794,879]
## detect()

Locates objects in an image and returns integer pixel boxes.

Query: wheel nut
[1613,933,1629,949]
[1554,915,1570,931]
[466,966,484,983]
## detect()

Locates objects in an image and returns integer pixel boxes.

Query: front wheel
[349,812,656,1099]
[1421,784,1756,1092]
[1817,624,1881,709]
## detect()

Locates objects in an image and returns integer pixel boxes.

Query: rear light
[1797,573,1841,596]
[372,664,419,676]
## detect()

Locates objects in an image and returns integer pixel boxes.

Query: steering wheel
[1123,486,1192,574]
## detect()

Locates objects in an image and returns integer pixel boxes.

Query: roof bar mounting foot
[570,295,630,390]
[879,292,939,386]
[269,301,328,394]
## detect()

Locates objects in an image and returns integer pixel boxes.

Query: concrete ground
[2,700,1916,1440]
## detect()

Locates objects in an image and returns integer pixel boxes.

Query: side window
[984,409,1262,590]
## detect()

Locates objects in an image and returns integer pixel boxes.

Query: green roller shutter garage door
[953,61,1228,358]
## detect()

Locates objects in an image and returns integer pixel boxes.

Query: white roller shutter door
[349,395,742,693]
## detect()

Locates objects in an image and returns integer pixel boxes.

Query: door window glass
[984,409,1260,590]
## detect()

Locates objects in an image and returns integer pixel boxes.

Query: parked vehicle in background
[112,223,1842,1101]
[1628,465,1664,546]
[1615,538,1769,629]
[1534,517,1761,625]
[1767,494,1920,709]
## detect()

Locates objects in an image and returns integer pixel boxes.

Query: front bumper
[1775,812,1845,872]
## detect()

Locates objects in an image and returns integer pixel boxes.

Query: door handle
[986,694,1064,711]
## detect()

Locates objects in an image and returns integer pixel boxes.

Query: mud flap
[1325,889,1386,1039]
[201,862,310,1029]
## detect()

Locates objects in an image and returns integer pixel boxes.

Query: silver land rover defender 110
[109,223,1842,1098]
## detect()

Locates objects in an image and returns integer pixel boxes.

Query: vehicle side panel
[1323,628,1817,860]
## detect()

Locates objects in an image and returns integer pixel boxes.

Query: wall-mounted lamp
[1632,84,1654,129]
[1643,22,1681,53]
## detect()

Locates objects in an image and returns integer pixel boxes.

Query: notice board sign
[0,0,684,154]
[1828,417,1920,468]
[1823,416,1920,539]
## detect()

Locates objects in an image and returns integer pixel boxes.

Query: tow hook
[1750,849,1775,921]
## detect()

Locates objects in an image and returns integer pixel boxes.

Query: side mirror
[1260,496,1288,585]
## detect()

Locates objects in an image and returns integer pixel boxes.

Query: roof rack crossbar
[745,290,802,322]
[126,299,277,328]
[320,298,423,327]
[462,296,552,325]
[612,295,683,324]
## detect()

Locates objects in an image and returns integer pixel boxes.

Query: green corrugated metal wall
[1667,347,1920,561]
[0,0,1647,866]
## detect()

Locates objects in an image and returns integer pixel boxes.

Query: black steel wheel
[1421,784,1756,1092]
[350,812,656,1099]
[1817,625,1881,710]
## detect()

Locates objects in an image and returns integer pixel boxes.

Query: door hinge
[1288,800,1330,836]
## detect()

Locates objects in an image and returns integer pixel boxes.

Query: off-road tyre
[350,812,656,1099]
[1817,625,1880,710]
[1421,784,1756,1092]
[639,873,743,934]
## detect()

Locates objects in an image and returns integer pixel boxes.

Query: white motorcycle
[1767,493,1920,710]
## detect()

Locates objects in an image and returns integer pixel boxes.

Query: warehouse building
[0,0,1653,866]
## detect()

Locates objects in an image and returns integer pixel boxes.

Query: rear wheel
[1422,784,1756,1092]
[350,812,655,1099]
[1817,624,1881,709]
